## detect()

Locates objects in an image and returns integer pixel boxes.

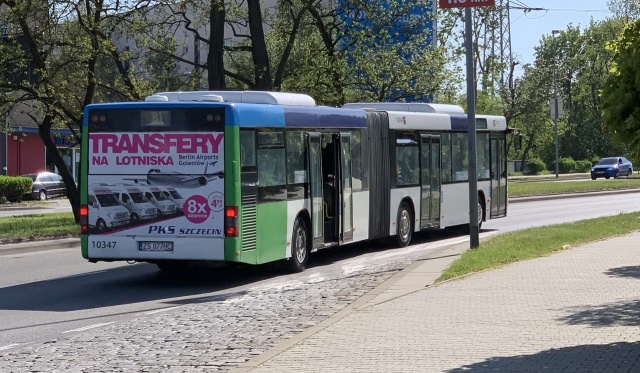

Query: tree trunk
[207,0,226,89]
[247,0,272,90]
[37,115,80,222]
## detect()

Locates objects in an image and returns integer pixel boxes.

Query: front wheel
[477,201,484,230]
[591,176,596,180]
[39,190,47,201]
[288,217,309,273]
[396,202,413,248]
[628,169,633,177]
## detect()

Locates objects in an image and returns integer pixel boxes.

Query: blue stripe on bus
[284,106,367,128]
[450,114,467,131]
[235,105,285,127]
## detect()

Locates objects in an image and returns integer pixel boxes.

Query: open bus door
[490,136,507,218]
[339,132,353,242]
[420,134,441,228]
[308,133,324,248]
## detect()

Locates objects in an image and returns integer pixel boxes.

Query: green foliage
[558,157,577,173]
[0,176,32,202]
[0,212,76,241]
[601,19,640,159]
[526,158,547,175]
[509,178,640,197]
[438,211,640,282]
[576,159,594,172]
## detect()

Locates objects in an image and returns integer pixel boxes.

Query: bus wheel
[396,202,413,248]
[477,201,484,230]
[288,217,309,273]
[96,219,107,233]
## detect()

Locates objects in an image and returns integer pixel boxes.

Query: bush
[575,159,593,173]
[558,157,577,174]
[0,176,32,202]
[526,158,547,175]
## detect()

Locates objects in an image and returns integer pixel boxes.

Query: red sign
[439,0,495,8]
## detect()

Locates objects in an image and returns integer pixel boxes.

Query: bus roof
[343,102,465,114]
[150,91,317,106]
[387,111,507,131]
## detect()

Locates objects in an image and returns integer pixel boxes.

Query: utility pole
[552,29,560,179]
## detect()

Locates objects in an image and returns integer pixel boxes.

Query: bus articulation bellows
[80,91,508,272]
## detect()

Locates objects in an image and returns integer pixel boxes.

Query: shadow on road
[0,225,476,312]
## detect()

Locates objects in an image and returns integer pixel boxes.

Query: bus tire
[477,201,484,230]
[396,202,413,248]
[288,217,310,273]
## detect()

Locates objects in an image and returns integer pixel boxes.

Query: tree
[608,0,640,21]
[601,19,640,158]
[0,0,154,221]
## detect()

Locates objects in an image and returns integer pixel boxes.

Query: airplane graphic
[127,162,224,189]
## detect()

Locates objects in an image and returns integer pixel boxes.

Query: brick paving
[234,233,640,373]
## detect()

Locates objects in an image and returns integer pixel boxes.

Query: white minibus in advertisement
[88,186,130,232]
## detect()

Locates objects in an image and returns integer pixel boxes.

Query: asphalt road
[2,191,640,370]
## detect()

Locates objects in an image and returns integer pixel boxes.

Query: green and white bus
[80,91,508,272]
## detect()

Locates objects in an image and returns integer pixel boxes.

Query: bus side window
[351,130,362,192]
[240,130,256,168]
[286,130,307,184]
[441,133,452,183]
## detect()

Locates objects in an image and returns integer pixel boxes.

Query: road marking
[144,306,181,315]
[62,322,114,333]
[0,344,19,351]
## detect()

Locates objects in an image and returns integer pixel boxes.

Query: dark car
[22,172,67,200]
[591,157,633,180]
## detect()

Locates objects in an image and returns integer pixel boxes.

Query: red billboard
[439,0,495,8]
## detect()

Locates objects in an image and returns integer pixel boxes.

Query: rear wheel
[629,169,633,176]
[396,202,413,248]
[591,176,596,180]
[288,217,309,273]
[39,190,47,201]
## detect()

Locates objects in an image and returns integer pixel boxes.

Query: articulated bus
[80,91,508,272]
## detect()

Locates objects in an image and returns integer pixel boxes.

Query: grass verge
[0,212,77,243]
[437,211,640,282]
[509,178,640,197]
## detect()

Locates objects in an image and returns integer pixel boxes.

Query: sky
[509,0,612,72]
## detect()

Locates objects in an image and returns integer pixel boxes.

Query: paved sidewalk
[232,233,640,373]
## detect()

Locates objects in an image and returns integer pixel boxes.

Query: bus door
[339,132,353,242]
[490,136,507,218]
[420,134,441,228]
[308,133,324,247]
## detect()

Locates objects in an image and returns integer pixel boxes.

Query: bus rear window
[87,108,225,132]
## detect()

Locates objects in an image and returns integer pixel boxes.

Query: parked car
[22,172,67,200]
[591,157,633,180]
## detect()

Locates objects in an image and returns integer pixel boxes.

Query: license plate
[138,241,173,252]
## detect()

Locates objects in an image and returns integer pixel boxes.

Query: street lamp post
[552,29,560,179]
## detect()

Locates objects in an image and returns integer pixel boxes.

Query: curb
[230,241,469,373]
[0,237,80,256]
[508,188,640,204]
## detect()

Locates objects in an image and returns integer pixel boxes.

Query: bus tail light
[225,206,238,237]
[80,204,89,234]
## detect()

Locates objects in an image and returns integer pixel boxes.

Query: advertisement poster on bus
[87,131,224,238]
